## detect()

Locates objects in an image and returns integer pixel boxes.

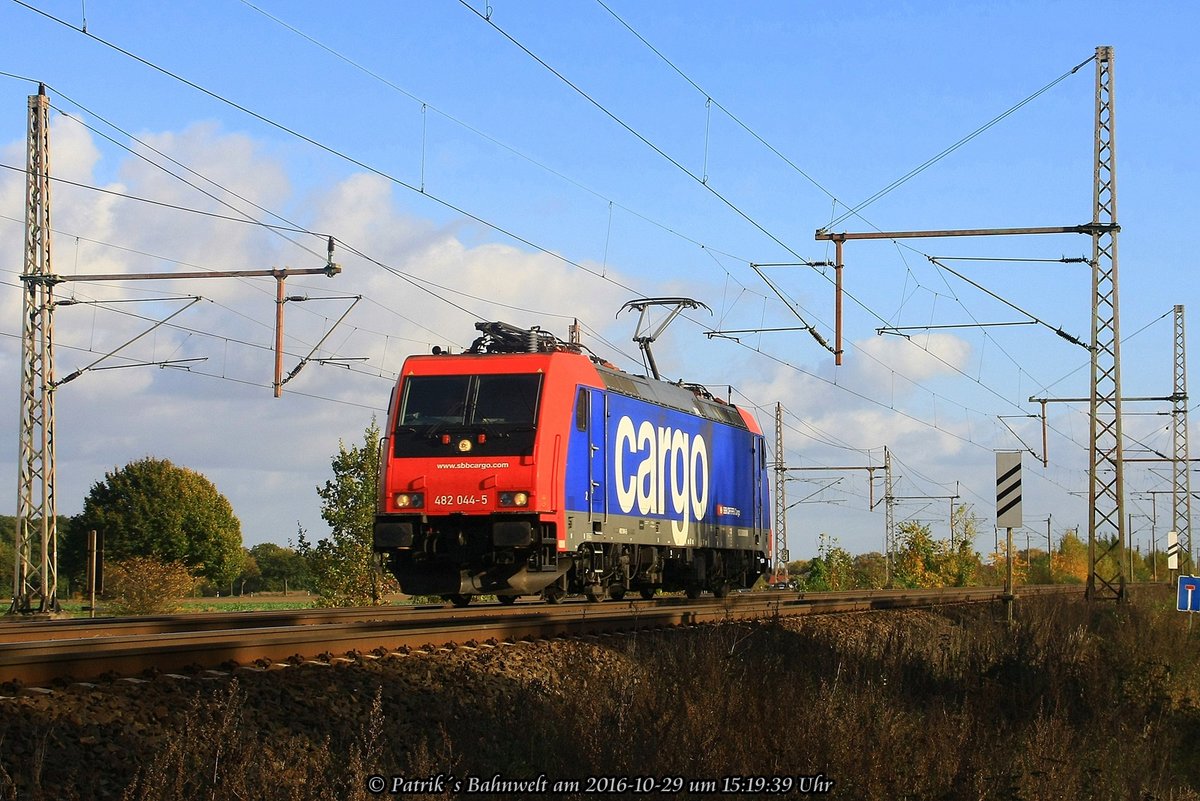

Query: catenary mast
[12,85,58,613]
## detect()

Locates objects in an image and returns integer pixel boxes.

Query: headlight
[499,491,530,507]
[394,492,424,509]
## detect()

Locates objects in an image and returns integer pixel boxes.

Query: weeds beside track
[3,587,1198,800]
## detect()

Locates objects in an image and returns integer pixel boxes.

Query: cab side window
[575,388,589,431]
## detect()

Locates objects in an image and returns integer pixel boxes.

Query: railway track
[0,584,1079,689]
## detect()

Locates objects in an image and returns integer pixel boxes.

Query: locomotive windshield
[394,373,542,457]
[399,375,471,425]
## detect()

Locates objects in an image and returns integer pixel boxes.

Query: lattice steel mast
[773,402,788,579]
[1172,304,1192,569]
[1086,45,1126,601]
[12,85,58,614]
[8,87,342,613]
[884,446,895,583]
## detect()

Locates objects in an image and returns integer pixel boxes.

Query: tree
[1142,547,1169,582]
[892,521,941,588]
[249,542,311,593]
[0,531,12,593]
[1026,548,1052,585]
[852,552,887,589]
[1050,528,1088,584]
[804,534,854,591]
[893,521,981,588]
[104,555,196,615]
[950,504,982,551]
[2,514,76,596]
[299,419,396,606]
[63,458,243,588]
[988,539,1029,587]
[944,504,984,586]
[236,550,261,595]
[942,537,982,587]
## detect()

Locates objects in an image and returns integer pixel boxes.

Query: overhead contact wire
[10,1,626,293]
[456,0,812,266]
[826,54,1097,228]
[11,1,1102,489]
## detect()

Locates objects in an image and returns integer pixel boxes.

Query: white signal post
[997,451,1023,622]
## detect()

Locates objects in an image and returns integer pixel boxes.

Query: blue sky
[0,0,1196,561]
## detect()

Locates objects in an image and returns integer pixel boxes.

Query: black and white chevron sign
[996,452,1023,529]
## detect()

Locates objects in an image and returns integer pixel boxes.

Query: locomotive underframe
[374,513,768,603]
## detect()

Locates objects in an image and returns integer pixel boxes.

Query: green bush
[103,556,196,615]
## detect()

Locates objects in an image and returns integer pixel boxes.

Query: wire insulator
[1054,328,1088,349]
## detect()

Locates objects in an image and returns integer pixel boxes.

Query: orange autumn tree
[893,521,981,588]
[988,539,1029,587]
[1050,529,1088,584]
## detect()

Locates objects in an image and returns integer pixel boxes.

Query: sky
[0,0,1196,560]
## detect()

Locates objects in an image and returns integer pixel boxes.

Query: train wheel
[497,594,518,605]
[685,587,701,600]
[584,584,604,603]
[712,582,731,599]
[542,586,564,604]
[608,585,627,601]
[447,594,472,607]
[639,587,656,600]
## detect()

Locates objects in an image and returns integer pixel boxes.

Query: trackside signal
[996,452,1023,529]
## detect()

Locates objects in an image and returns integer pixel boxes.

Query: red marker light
[441,434,451,445]
[478,433,487,444]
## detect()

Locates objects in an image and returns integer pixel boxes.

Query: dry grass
[3,588,1199,800]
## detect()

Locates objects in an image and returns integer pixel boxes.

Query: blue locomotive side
[563,384,770,555]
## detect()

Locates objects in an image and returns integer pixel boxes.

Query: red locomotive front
[374,324,600,604]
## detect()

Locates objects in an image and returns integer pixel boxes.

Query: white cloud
[0,120,639,547]
[848,332,973,386]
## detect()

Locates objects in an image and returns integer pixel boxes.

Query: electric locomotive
[372,321,770,604]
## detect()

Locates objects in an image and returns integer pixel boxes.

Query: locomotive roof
[458,320,750,430]
[592,363,748,429]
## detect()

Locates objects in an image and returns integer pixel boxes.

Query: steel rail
[0,584,1076,644]
[0,604,453,644]
[0,596,714,644]
[0,585,1082,688]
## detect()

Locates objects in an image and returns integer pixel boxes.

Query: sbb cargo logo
[613,415,710,545]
